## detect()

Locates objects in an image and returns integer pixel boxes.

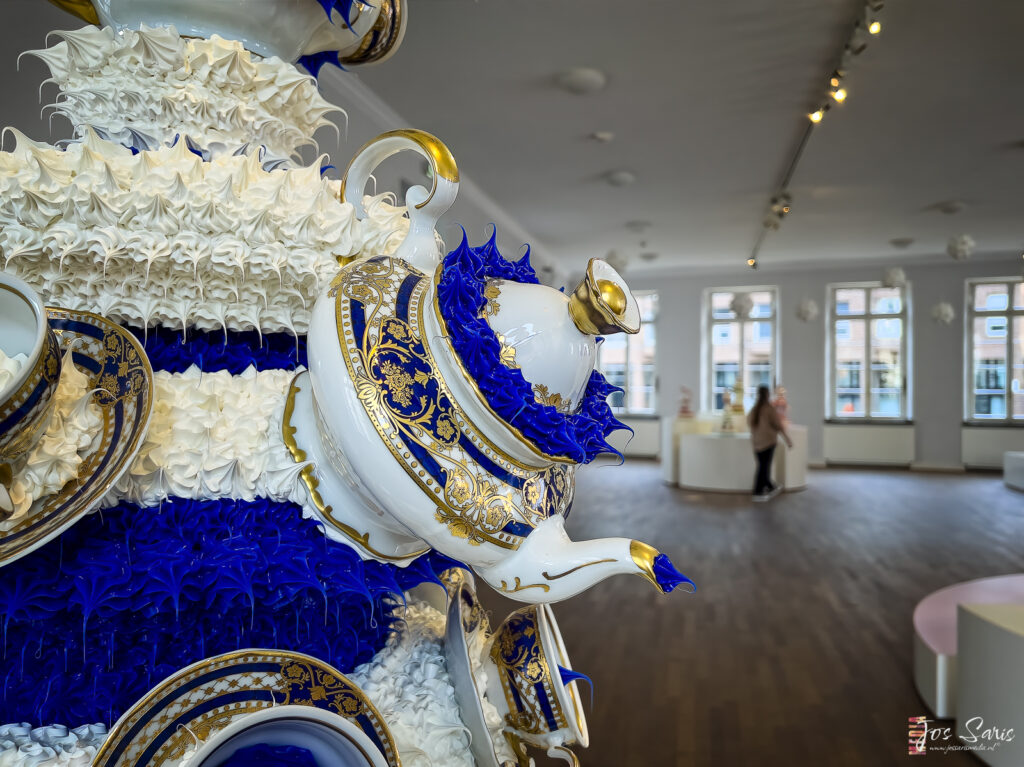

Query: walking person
[747,385,792,501]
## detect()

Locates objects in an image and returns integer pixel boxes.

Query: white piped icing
[0,350,28,392]
[0,128,413,335]
[351,601,476,767]
[22,25,340,160]
[0,723,107,767]
[107,366,307,509]
[2,349,102,526]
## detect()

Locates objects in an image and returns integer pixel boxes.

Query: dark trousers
[753,445,776,495]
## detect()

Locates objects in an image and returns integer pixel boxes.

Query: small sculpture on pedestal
[719,388,735,432]
[772,386,789,424]
[677,386,694,418]
[730,381,745,413]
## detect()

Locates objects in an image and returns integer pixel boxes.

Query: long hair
[751,385,772,427]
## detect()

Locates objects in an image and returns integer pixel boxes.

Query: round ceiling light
[589,131,615,143]
[889,237,914,249]
[605,169,636,187]
[556,67,608,95]
[639,251,659,262]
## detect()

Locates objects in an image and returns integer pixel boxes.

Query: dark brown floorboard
[474,462,1024,767]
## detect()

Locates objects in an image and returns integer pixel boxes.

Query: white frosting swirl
[2,349,102,525]
[0,350,28,393]
[351,601,475,767]
[107,366,307,509]
[22,25,339,160]
[0,723,106,767]
[0,128,413,335]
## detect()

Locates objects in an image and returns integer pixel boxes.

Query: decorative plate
[444,582,512,767]
[93,649,401,767]
[0,308,153,567]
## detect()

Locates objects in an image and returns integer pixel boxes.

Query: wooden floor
[476,462,1024,767]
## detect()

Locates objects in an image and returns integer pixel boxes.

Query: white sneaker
[767,485,783,499]
[753,494,769,502]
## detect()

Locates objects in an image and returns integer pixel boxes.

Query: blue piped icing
[0,497,463,725]
[222,743,321,766]
[652,553,696,594]
[126,325,308,374]
[298,0,369,75]
[435,231,627,464]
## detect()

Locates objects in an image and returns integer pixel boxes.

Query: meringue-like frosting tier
[462,600,518,765]
[0,350,28,394]
[22,25,340,159]
[0,723,107,767]
[2,349,102,525]
[0,128,413,335]
[108,365,308,510]
[350,600,476,767]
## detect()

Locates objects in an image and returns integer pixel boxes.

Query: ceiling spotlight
[831,87,847,103]
[556,67,608,95]
[747,258,757,269]
[589,131,615,143]
[605,169,637,187]
[869,20,881,34]
[809,109,824,123]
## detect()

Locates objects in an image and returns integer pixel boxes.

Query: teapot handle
[546,745,581,766]
[340,129,459,273]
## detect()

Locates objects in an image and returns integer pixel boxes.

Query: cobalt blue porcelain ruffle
[0,497,463,726]
[126,325,308,374]
[435,231,627,464]
[652,553,696,594]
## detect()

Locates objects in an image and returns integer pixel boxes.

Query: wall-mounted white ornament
[795,297,820,322]
[931,302,956,325]
[947,234,975,261]
[882,267,906,288]
[730,292,754,319]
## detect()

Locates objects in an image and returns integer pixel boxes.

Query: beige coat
[747,404,789,452]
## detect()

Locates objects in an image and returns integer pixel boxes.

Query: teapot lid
[435,232,627,464]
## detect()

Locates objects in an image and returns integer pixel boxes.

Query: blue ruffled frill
[436,231,627,464]
[0,497,461,726]
[126,325,308,374]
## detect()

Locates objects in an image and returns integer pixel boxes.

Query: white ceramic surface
[91,0,381,61]
[0,272,46,402]
[192,706,388,767]
[484,282,596,413]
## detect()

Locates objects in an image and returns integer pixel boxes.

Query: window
[703,287,778,411]
[597,292,658,415]
[966,279,1024,421]
[827,283,910,419]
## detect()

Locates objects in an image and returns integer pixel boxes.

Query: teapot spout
[475,516,694,603]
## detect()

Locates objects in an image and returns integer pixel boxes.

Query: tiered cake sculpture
[0,2,693,766]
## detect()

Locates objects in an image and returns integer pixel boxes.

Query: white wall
[629,256,1024,469]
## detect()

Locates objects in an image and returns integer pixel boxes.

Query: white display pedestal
[957,603,1024,766]
[775,424,808,491]
[1004,452,1024,491]
[674,423,807,493]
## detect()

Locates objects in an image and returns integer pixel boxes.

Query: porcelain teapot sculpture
[287,129,694,603]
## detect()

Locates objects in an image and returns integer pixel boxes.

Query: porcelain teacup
[484,603,589,765]
[0,272,62,514]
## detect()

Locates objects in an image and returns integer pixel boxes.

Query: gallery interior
[0,1,1021,766]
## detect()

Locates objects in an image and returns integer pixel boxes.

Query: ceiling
[352,0,1024,273]
[3,1,1023,276]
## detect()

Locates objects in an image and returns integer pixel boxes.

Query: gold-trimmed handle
[340,129,460,272]
[340,128,459,215]
[45,0,99,25]
[0,462,14,519]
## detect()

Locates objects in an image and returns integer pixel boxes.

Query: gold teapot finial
[568,258,640,336]
[45,0,99,24]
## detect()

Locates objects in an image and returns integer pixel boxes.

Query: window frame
[964,277,1024,425]
[596,290,658,416]
[825,281,912,422]
[701,286,779,413]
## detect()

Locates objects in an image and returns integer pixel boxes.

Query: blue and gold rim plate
[93,649,401,767]
[0,308,153,567]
